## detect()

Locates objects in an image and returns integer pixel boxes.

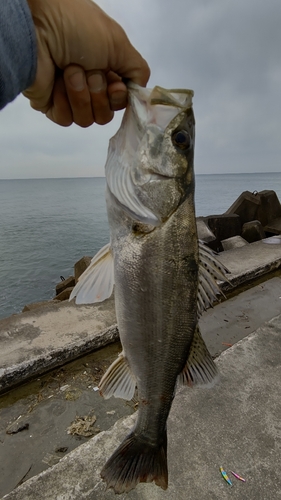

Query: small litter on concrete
[230,470,246,482]
[263,236,281,245]
[220,466,232,486]
[64,388,81,401]
[67,411,100,437]
[60,384,70,392]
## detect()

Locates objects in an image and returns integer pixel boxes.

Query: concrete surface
[218,239,281,290]
[0,298,117,394]
[0,342,137,499]
[3,313,281,500]
[1,275,280,498]
[1,239,281,395]
[0,239,281,498]
[200,275,281,357]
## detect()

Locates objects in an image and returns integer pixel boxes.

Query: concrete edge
[2,412,136,500]
[221,259,281,291]
[1,242,280,395]
[0,324,119,395]
[3,314,281,500]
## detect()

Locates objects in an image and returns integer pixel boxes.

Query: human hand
[24,0,150,127]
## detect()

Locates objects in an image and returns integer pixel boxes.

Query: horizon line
[0,171,280,181]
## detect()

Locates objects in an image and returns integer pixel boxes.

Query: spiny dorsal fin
[178,326,218,387]
[99,352,136,401]
[69,243,114,304]
[197,241,230,315]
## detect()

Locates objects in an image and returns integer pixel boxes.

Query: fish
[70,83,229,494]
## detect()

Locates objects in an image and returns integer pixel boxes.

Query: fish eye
[172,130,191,150]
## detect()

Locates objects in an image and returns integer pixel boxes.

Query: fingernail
[87,73,106,93]
[68,72,85,91]
[110,91,127,107]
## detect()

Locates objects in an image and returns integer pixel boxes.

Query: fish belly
[113,192,198,440]
[100,193,198,493]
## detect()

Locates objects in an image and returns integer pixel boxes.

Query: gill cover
[105,83,194,226]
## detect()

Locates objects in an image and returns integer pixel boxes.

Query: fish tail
[101,431,168,494]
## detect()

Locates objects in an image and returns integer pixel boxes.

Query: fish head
[105,84,195,226]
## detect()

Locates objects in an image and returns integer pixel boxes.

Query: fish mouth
[128,82,194,110]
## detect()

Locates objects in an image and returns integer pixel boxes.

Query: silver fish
[70,83,228,494]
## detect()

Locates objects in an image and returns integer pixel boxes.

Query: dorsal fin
[197,241,230,315]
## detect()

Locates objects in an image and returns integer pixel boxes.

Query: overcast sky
[0,0,280,179]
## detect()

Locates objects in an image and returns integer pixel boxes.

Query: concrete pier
[2,313,281,500]
[1,239,281,499]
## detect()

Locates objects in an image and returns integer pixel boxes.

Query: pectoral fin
[178,326,218,387]
[106,138,159,226]
[99,352,136,401]
[69,243,114,304]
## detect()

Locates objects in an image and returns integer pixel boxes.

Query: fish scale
[70,83,229,494]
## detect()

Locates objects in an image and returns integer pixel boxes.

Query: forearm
[0,0,37,109]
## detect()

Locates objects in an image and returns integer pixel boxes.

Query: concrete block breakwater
[22,189,281,313]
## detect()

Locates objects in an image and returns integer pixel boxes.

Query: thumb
[23,39,55,113]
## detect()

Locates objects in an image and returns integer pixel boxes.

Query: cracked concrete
[2,314,281,500]
[1,239,281,395]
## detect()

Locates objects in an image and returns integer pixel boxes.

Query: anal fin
[178,326,218,387]
[99,352,136,401]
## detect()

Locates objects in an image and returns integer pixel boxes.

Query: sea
[0,172,280,320]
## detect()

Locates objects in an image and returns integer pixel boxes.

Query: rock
[241,220,265,243]
[54,287,74,301]
[22,300,60,312]
[264,217,281,236]
[56,276,75,296]
[226,190,281,227]
[55,447,68,454]
[204,214,241,251]
[258,190,281,226]
[74,256,92,283]
[221,236,249,251]
[6,417,29,434]
[226,191,261,225]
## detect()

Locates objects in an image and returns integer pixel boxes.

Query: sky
[0,0,281,179]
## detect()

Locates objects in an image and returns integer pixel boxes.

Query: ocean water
[0,173,280,320]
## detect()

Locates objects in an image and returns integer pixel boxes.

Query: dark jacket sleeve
[0,0,37,110]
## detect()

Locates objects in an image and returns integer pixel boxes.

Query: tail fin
[101,431,168,494]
